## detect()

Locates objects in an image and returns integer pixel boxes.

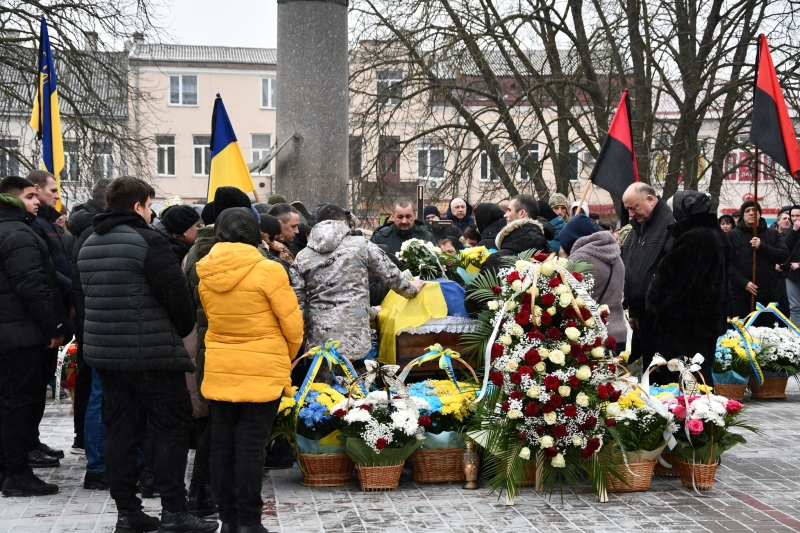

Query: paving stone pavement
[3,382,800,533]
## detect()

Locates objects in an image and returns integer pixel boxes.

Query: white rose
[505,300,517,312]
[507,409,522,419]
[585,317,596,327]
[565,327,581,341]
[507,360,519,372]
[553,284,567,295]
[534,362,547,373]
[575,392,590,407]
[575,297,586,307]
[527,387,540,398]
[500,335,512,346]
[591,347,605,358]
[552,453,566,468]
[576,366,592,381]
[547,307,557,316]
[572,436,583,447]
[549,350,566,366]
[540,436,554,448]
[558,257,569,266]
[539,347,550,358]
[528,285,538,296]
[558,385,571,397]
[488,300,499,311]
[539,262,555,277]
[516,260,533,271]
[606,402,621,417]
[511,279,522,292]
[543,412,557,425]
[519,446,531,460]
[559,293,573,308]
[510,324,524,337]
[599,304,609,313]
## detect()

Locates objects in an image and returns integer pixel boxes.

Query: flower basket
[654,452,679,477]
[677,459,719,491]
[605,461,656,492]
[749,375,788,399]
[355,463,405,491]
[408,447,465,483]
[298,453,354,486]
[714,383,748,401]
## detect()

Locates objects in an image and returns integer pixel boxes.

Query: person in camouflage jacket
[290,205,424,360]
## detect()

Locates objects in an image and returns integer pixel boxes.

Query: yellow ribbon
[400,343,462,390]
[729,320,764,386]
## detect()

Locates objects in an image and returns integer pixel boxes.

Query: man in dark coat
[646,192,731,385]
[474,203,506,249]
[78,177,215,533]
[0,176,64,496]
[780,205,800,325]
[621,183,674,372]
[444,197,476,233]
[727,200,789,325]
[371,198,437,256]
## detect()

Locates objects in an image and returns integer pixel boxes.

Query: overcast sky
[165,0,278,48]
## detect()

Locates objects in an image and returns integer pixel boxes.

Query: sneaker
[38,442,65,459]
[2,469,59,497]
[83,471,109,490]
[115,508,160,533]
[157,508,218,533]
[28,450,59,468]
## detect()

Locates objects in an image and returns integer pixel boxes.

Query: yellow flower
[618,391,645,410]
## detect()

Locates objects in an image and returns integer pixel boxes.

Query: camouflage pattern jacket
[291,220,418,359]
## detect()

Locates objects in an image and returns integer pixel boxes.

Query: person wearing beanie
[267,194,288,205]
[570,201,590,217]
[152,204,202,264]
[197,207,302,533]
[423,204,461,241]
[548,192,570,220]
[200,202,216,226]
[423,205,441,220]
[727,200,788,325]
[538,200,565,253]
[559,214,598,256]
[252,203,272,215]
[213,187,252,222]
[259,213,294,265]
[718,214,735,233]
[475,203,506,248]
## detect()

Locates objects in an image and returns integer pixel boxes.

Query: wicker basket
[654,452,679,477]
[298,453,354,487]
[677,459,719,491]
[408,448,465,483]
[713,383,747,401]
[355,463,404,491]
[749,375,789,399]
[605,461,656,492]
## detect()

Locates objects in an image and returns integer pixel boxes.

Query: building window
[156,135,176,176]
[479,143,501,182]
[169,75,198,106]
[61,141,79,182]
[569,144,580,182]
[193,135,211,176]
[349,136,362,178]
[251,134,272,174]
[376,70,403,105]
[0,139,19,179]
[418,139,445,179]
[261,77,276,109]
[92,142,113,180]
[518,143,539,181]
[379,135,400,182]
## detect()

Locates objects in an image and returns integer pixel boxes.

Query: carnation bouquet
[395,238,447,280]
[464,251,623,501]
[406,379,478,448]
[748,326,800,376]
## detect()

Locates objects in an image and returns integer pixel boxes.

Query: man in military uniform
[291,204,425,360]
[370,198,436,256]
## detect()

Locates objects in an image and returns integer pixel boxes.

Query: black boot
[156,508,219,533]
[137,467,158,498]
[27,449,59,468]
[84,471,110,490]
[187,482,217,517]
[238,524,270,533]
[2,468,58,497]
[220,524,237,533]
[38,442,65,459]
[115,508,160,533]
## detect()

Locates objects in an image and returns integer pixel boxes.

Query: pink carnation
[725,399,743,414]
[672,405,687,420]
[686,419,704,435]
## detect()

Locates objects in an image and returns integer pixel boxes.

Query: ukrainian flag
[29,16,64,209]
[207,94,257,201]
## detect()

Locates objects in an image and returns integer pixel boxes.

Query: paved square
[3,383,800,533]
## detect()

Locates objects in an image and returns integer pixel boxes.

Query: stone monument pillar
[276,0,349,210]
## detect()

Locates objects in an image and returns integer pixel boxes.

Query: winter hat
[201,202,216,225]
[160,205,200,235]
[537,201,557,222]
[268,194,288,205]
[718,214,735,226]
[423,205,441,219]
[740,200,762,215]
[681,191,712,218]
[549,193,569,209]
[214,187,252,222]
[570,201,590,216]
[215,207,261,247]
[560,214,598,255]
[474,203,504,233]
[253,202,272,215]
[259,213,281,241]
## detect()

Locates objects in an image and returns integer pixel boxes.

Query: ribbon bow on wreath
[399,343,461,388]
[362,360,418,416]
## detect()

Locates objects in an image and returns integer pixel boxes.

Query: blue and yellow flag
[29,16,64,209]
[207,94,257,202]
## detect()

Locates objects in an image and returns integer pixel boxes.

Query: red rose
[544,375,560,391]
[602,316,608,324]
[580,448,594,459]
[360,404,372,411]
[491,343,504,359]
[563,306,577,318]
[393,395,402,399]
[519,365,534,376]
[580,307,592,320]
[492,285,502,296]
[582,343,592,352]
[605,417,616,427]
[594,336,603,348]
[548,278,561,288]
[490,371,504,386]
[515,310,530,326]
[418,416,432,427]
[598,383,612,400]
[535,425,545,436]
[376,438,388,450]
[511,373,522,385]
[506,271,520,283]
[568,376,580,389]
[528,329,544,341]
[534,253,549,262]
[501,401,510,412]
[609,389,621,402]
[570,344,582,357]
[550,395,563,408]
[510,390,523,400]
[548,327,561,340]
[563,404,577,417]
[540,293,556,306]
[525,402,539,417]
[605,336,617,350]
[600,309,610,319]
[525,350,541,365]
[521,293,532,305]
[574,353,588,364]
[541,312,553,326]
[552,424,568,438]
[584,416,598,428]
[725,399,743,414]
[333,409,345,417]
[542,402,554,414]
[565,321,578,329]
[572,271,583,282]
[543,446,558,458]
[587,437,601,451]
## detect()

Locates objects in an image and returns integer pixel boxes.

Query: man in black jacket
[78,177,215,533]
[371,198,437,256]
[622,183,674,373]
[0,176,64,497]
[727,200,789,325]
[780,205,800,325]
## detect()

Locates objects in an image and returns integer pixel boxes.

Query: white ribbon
[361,360,418,417]
[53,337,76,413]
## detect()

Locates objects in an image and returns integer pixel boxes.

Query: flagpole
[576,179,592,216]
[751,146,759,312]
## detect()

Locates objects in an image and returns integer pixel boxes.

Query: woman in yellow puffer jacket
[197,207,303,533]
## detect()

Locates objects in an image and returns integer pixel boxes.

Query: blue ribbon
[400,343,463,392]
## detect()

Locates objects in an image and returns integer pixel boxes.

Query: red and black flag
[588,88,638,199]
[750,33,800,179]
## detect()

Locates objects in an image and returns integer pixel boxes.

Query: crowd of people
[0,170,795,532]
